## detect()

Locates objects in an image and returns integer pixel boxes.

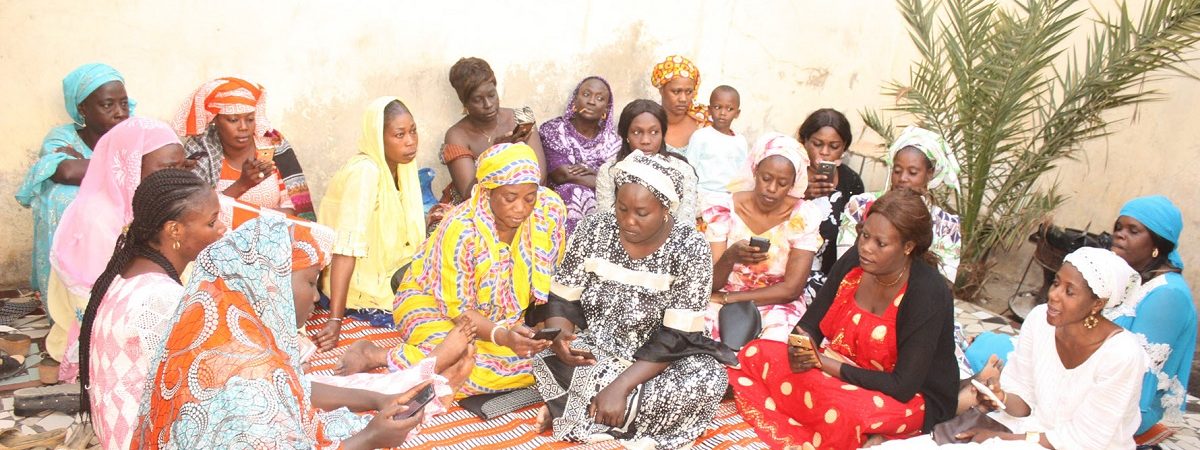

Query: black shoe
[0,351,23,381]
[13,383,81,417]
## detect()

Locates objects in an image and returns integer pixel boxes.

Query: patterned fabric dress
[87,273,183,450]
[390,143,566,396]
[538,76,621,234]
[530,212,728,449]
[131,217,366,449]
[731,268,925,449]
[702,195,830,342]
[838,192,961,282]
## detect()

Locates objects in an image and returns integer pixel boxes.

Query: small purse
[717,300,761,351]
[931,407,1012,445]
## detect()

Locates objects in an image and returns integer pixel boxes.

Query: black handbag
[717,300,761,351]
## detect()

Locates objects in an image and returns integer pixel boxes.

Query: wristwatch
[1025,431,1041,443]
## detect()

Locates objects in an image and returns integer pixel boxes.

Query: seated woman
[16,63,132,305]
[880,247,1148,449]
[131,216,445,449]
[46,117,187,372]
[337,143,566,397]
[316,97,428,348]
[436,57,546,214]
[704,132,831,343]
[838,126,962,282]
[75,169,224,449]
[651,55,709,154]
[539,76,620,234]
[595,99,700,227]
[730,188,959,449]
[174,76,314,219]
[797,108,865,301]
[966,195,1196,443]
[527,151,735,449]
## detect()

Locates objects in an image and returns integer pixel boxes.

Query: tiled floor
[1,299,1197,449]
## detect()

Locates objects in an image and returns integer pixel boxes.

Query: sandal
[12,383,80,417]
[0,351,24,381]
[0,427,67,450]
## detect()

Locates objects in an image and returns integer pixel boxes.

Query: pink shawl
[49,117,181,297]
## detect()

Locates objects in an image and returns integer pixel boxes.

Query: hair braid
[78,169,209,417]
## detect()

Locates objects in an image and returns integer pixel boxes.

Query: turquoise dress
[14,124,92,302]
[1107,272,1197,434]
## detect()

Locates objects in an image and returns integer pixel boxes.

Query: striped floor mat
[302,310,768,449]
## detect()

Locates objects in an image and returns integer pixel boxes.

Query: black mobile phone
[532,327,561,341]
[393,384,437,420]
[186,152,207,161]
[749,236,771,253]
[568,347,595,359]
[816,161,836,179]
[512,121,534,137]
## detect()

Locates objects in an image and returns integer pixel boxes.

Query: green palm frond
[864,0,1200,299]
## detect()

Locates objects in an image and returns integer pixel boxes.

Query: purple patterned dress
[537,76,620,234]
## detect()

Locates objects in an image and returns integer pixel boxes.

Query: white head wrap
[1062,247,1142,311]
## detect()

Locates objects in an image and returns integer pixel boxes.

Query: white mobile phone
[970,379,1006,410]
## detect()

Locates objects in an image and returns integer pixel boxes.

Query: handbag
[931,407,1012,445]
[717,300,761,351]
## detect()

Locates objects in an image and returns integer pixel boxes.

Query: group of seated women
[13,55,1194,449]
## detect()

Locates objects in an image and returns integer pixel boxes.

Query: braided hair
[78,168,211,417]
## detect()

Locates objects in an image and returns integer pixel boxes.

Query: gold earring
[173,240,181,250]
[1083,313,1099,329]
[1152,248,1160,258]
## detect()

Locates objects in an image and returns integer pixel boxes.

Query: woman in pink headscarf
[702,132,832,345]
[45,117,187,371]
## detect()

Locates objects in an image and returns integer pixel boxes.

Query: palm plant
[863,0,1200,299]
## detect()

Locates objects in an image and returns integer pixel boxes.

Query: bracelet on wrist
[490,325,506,344]
[329,317,343,322]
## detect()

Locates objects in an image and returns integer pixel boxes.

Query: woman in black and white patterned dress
[527,151,735,449]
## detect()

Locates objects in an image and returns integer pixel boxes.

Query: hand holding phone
[749,236,771,253]
[816,161,837,179]
[392,384,437,420]
[970,379,1006,411]
[532,327,561,341]
[788,333,822,369]
[256,146,275,162]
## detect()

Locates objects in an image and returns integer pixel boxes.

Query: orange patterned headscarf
[172,77,271,137]
[291,223,332,272]
[651,55,711,125]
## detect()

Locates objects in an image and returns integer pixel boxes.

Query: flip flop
[0,351,24,381]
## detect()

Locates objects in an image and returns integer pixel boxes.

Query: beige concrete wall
[1,0,1196,294]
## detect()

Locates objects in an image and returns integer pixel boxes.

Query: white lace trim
[1103,274,1166,321]
[1131,330,1187,426]
[1132,331,1172,373]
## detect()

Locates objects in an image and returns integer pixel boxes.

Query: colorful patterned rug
[301,310,769,449]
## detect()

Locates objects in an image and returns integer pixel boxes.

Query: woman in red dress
[729,188,959,449]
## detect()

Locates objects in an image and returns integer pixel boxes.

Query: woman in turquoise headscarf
[966,195,1195,443]
[14,63,133,303]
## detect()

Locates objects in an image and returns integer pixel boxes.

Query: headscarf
[172,76,271,139]
[612,151,683,211]
[650,55,711,125]
[738,132,809,199]
[474,142,542,191]
[1062,247,1142,314]
[1119,195,1185,269]
[131,216,361,448]
[362,96,425,261]
[563,76,617,131]
[49,117,181,297]
[62,63,136,127]
[885,126,962,194]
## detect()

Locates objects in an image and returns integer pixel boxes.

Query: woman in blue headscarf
[14,63,133,303]
[1107,195,1196,441]
[965,195,1195,443]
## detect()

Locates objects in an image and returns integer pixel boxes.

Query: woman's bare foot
[440,343,476,401]
[535,404,553,433]
[428,318,477,373]
[335,340,388,376]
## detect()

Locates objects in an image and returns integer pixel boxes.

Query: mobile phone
[393,384,437,420]
[970,379,1006,410]
[568,347,595,359]
[816,161,836,179]
[749,236,771,253]
[512,121,534,138]
[186,152,206,161]
[532,327,561,341]
[787,333,822,368]
[255,147,275,162]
